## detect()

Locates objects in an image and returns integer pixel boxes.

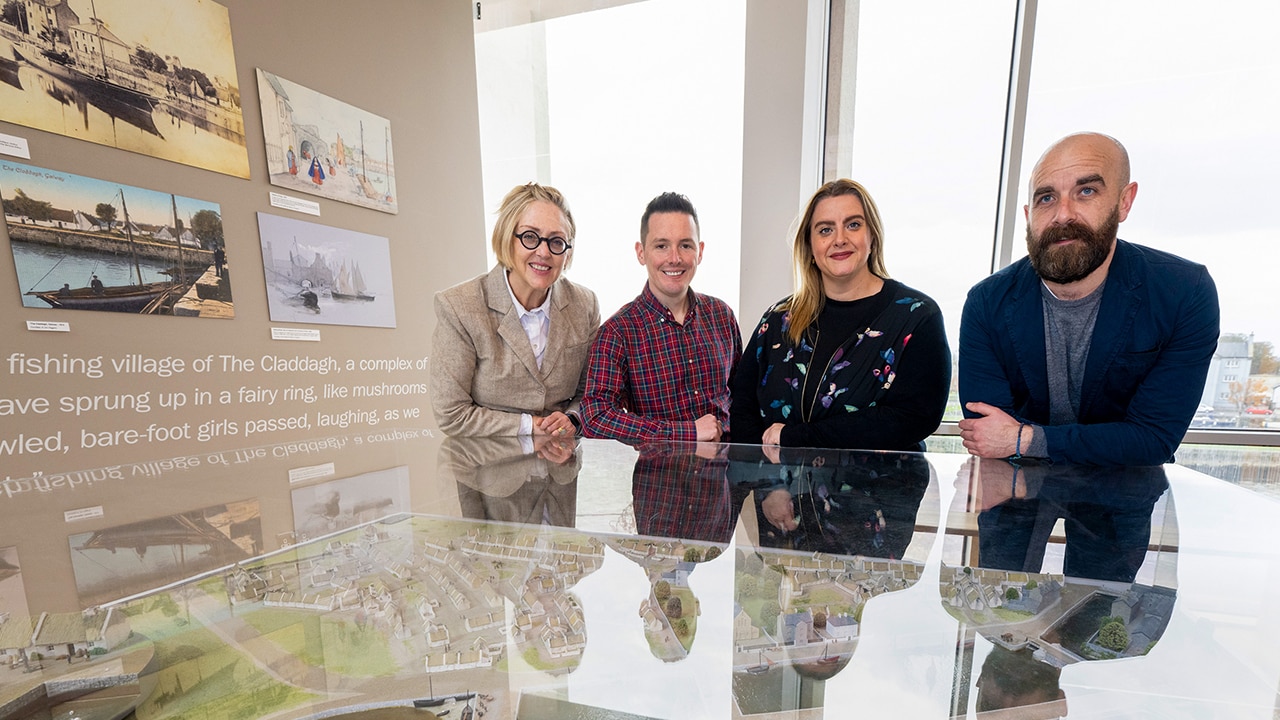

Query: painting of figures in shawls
[1,161,234,318]
[257,212,396,328]
[257,69,397,214]
[0,0,249,178]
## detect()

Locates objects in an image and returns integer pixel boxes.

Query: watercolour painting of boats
[256,212,395,328]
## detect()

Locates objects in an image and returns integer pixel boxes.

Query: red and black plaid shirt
[581,285,741,443]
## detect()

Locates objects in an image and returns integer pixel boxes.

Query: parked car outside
[1191,404,1236,428]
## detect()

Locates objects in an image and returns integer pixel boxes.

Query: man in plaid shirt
[579,192,742,444]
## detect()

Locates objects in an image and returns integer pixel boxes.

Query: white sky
[1021,0,1280,347]
[475,0,745,322]
[479,0,1280,350]
[853,0,1280,350]
[465,6,1280,715]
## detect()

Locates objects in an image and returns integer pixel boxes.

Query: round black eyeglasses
[515,231,572,255]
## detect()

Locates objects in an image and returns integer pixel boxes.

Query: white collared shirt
[506,272,552,435]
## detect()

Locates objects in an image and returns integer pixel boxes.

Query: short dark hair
[640,192,699,243]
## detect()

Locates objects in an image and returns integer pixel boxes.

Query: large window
[476,0,1280,450]
[838,0,1280,444]
[474,0,745,321]
[844,1,1017,420]
[1018,0,1280,435]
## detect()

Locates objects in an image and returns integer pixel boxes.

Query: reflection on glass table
[604,442,742,665]
[728,446,937,715]
[440,436,580,527]
[1,435,1280,719]
[943,458,1177,718]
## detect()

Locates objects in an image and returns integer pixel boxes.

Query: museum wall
[0,0,484,611]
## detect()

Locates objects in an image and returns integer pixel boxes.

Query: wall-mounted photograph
[68,499,263,608]
[257,69,397,213]
[290,466,410,544]
[257,212,395,328]
[0,0,249,178]
[1,161,233,317]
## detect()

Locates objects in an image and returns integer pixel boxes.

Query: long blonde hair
[784,179,889,346]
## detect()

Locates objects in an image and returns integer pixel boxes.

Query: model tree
[654,580,671,603]
[1098,620,1129,652]
[665,596,683,620]
[760,601,781,631]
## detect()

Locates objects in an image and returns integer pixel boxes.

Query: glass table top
[1,432,1279,719]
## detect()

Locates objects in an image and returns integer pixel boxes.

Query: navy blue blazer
[959,240,1219,465]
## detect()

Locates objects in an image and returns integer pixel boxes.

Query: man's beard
[1026,206,1119,284]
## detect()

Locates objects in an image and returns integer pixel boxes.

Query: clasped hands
[532,434,575,464]
[761,489,798,533]
[532,411,574,438]
[968,456,1028,511]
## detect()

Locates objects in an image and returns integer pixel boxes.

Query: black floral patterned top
[730,279,951,451]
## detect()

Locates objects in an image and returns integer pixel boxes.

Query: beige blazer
[430,265,600,436]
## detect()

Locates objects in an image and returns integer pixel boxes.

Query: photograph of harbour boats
[1,160,234,317]
[0,0,249,178]
[257,69,397,213]
[68,499,263,608]
[257,212,396,328]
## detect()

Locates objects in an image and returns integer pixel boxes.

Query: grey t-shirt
[1026,280,1105,457]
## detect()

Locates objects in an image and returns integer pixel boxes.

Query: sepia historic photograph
[68,499,263,608]
[290,466,410,542]
[0,0,249,177]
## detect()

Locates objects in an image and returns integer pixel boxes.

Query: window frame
[473,0,1276,449]
[822,0,1277,449]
